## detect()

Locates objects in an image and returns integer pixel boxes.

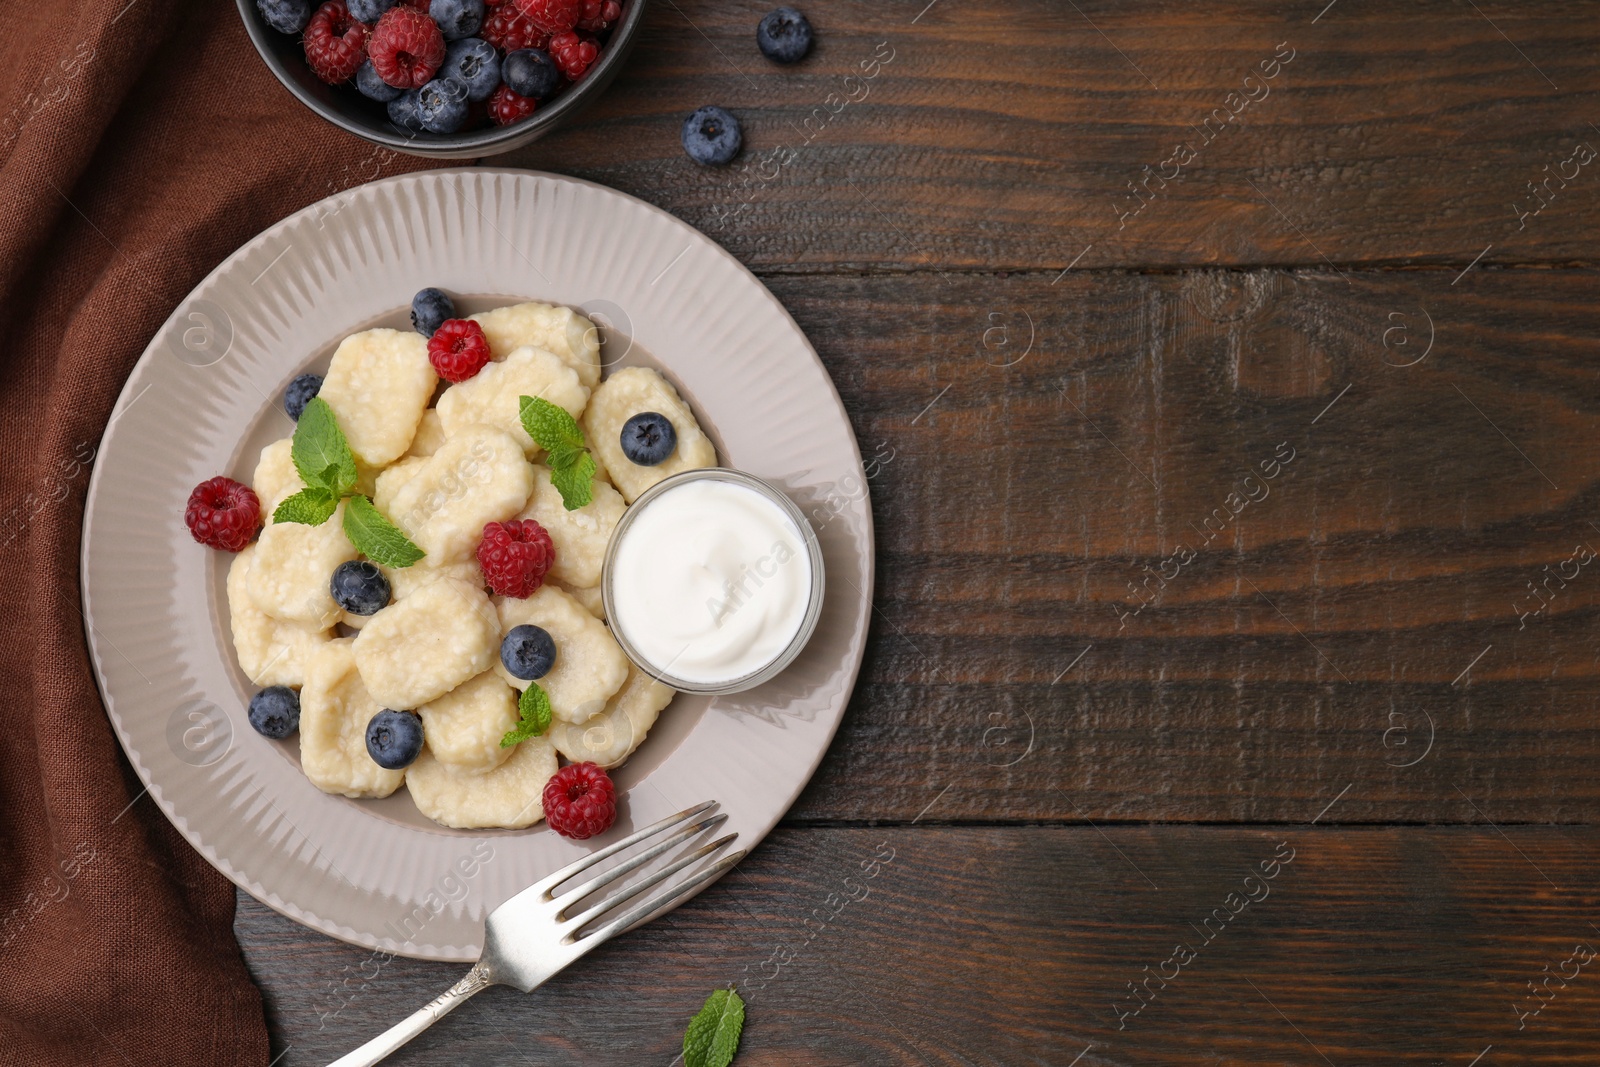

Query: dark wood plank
[241,826,1600,1065]
[504,0,1600,271]
[764,266,1600,824]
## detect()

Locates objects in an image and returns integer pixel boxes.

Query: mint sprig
[500,683,553,747]
[290,397,358,499]
[272,394,425,568]
[519,395,594,510]
[683,988,744,1067]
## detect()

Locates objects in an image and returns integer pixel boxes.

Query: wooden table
[238,2,1600,1062]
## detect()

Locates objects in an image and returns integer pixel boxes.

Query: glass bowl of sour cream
[601,468,826,695]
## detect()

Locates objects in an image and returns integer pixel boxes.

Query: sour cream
[606,473,817,689]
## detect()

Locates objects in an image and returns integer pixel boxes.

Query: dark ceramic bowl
[236,0,647,159]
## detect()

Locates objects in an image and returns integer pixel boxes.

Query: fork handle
[326,961,494,1067]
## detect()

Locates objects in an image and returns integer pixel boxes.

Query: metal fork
[328,801,742,1066]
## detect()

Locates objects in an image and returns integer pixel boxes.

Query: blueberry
[502,48,561,101]
[681,106,742,166]
[417,77,470,134]
[389,89,425,133]
[365,709,424,769]
[757,7,813,64]
[256,0,311,34]
[356,59,403,102]
[500,625,556,680]
[248,686,301,740]
[620,411,678,466]
[410,288,455,336]
[347,0,396,20]
[431,0,485,40]
[283,373,323,420]
[330,560,392,616]
[443,38,501,102]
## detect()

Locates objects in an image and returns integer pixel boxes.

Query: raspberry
[515,0,579,34]
[426,318,492,382]
[476,520,554,598]
[400,0,431,9]
[368,6,445,88]
[542,762,616,839]
[488,84,537,125]
[548,31,598,79]
[481,4,545,51]
[303,1,369,84]
[185,477,262,552]
[576,0,619,32]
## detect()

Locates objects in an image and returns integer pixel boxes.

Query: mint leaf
[519,395,584,454]
[272,487,338,526]
[549,451,597,511]
[683,988,744,1067]
[292,397,358,498]
[341,494,424,568]
[499,683,552,747]
[520,396,596,510]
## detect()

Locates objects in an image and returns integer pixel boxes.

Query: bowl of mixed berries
[239,0,642,158]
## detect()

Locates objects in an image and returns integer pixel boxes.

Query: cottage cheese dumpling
[550,579,605,620]
[548,664,674,768]
[582,367,716,502]
[371,454,428,516]
[436,346,589,457]
[252,438,303,515]
[227,546,329,686]
[518,465,624,589]
[385,557,484,601]
[493,585,629,722]
[299,640,406,799]
[469,301,601,389]
[407,409,447,458]
[318,328,437,467]
[386,427,533,562]
[417,670,519,774]
[353,578,499,709]
[246,501,358,627]
[406,734,558,829]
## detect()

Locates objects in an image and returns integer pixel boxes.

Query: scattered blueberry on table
[681,105,742,166]
[757,6,813,64]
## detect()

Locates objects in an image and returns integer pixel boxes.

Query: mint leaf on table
[499,683,552,747]
[291,397,359,499]
[272,487,338,526]
[683,988,744,1067]
[341,494,424,568]
[519,395,595,511]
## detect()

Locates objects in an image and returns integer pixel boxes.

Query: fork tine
[555,813,729,913]
[526,801,719,898]
[580,847,747,944]
[565,832,740,932]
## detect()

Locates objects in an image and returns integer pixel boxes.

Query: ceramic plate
[80,169,872,961]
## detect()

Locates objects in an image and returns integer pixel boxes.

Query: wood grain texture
[501,0,1600,272]
[239,826,1600,1065]
[766,266,1600,824]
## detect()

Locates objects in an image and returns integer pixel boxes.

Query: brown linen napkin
[0,1,441,1062]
